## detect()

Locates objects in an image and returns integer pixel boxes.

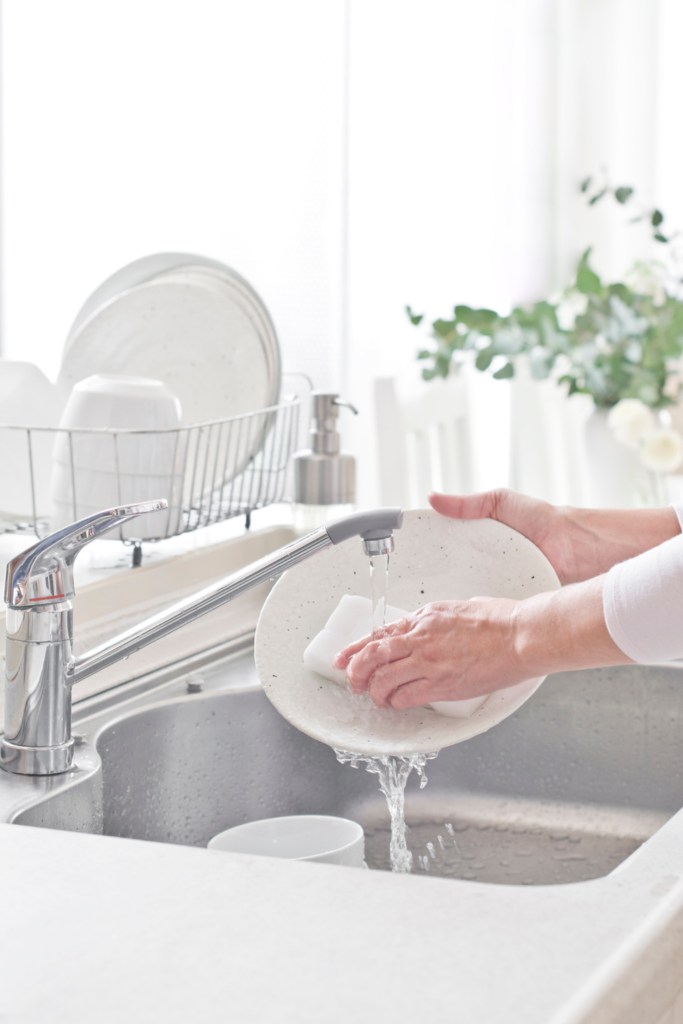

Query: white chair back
[375,374,474,508]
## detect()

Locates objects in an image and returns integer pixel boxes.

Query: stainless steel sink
[8,648,683,885]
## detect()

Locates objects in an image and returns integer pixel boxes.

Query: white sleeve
[602,503,683,663]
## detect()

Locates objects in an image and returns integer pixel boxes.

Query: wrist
[511,576,632,679]
[561,506,681,581]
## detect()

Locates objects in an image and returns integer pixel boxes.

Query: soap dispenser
[293,393,357,530]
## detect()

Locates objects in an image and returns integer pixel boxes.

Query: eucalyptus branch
[581,172,683,286]
[409,252,683,409]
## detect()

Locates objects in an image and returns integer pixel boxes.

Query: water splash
[334,748,438,872]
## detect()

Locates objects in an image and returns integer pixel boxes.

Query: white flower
[640,428,683,473]
[607,398,656,448]
[556,290,588,331]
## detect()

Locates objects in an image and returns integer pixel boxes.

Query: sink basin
[10,651,682,886]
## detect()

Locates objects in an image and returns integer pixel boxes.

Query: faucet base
[0,736,74,775]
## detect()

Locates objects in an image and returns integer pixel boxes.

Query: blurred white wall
[2,0,347,389]
[556,0,661,285]
[344,0,558,505]
[2,0,681,509]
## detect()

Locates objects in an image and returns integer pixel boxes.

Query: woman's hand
[334,577,631,710]
[428,488,680,584]
[334,598,522,709]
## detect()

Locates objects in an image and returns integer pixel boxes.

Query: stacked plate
[50,253,282,536]
[58,254,281,426]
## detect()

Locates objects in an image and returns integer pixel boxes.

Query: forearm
[558,506,681,582]
[512,575,632,677]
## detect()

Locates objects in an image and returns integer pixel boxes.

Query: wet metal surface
[9,656,683,885]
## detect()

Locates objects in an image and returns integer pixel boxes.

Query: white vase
[583,409,648,508]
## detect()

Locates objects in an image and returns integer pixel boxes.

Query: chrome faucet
[0,501,403,776]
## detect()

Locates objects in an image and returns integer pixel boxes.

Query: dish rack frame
[0,396,301,549]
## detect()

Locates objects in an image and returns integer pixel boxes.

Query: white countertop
[3,811,683,1024]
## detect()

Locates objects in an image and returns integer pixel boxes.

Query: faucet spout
[1,505,403,775]
[324,507,403,546]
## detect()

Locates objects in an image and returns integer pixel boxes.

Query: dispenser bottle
[293,393,357,530]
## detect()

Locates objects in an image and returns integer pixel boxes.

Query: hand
[334,578,631,710]
[334,598,521,709]
[429,488,680,585]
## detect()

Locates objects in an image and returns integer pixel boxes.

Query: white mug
[207,814,365,868]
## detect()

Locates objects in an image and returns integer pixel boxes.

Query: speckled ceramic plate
[255,509,561,756]
[59,265,280,425]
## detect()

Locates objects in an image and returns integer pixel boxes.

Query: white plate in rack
[256,509,561,756]
[59,259,280,425]
[58,255,282,488]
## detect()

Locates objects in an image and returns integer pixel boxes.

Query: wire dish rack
[0,396,301,547]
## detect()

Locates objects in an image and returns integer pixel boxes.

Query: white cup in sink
[207,814,365,868]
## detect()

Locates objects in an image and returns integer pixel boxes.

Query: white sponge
[302,594,488,719]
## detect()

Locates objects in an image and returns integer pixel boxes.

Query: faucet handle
[5,501,167,608]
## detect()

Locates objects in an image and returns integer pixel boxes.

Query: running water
[334,749,438,872]
[369,552,390,636]
[333,550,438,874]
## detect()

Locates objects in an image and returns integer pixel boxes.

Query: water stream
[334,749,437,872]
[336,550,439,874]
[369,552,390,637]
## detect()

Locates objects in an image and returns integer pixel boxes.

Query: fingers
[389,679,436,710]
[343,633,414,694]
[366,659,427,707]
[429,489,508,522]
[333,617,413,669]
[333,635,372,669]
[429,488,556,545]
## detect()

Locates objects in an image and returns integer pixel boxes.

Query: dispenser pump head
[308,393,358,455]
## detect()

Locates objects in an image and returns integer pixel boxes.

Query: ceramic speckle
[255,509,560,755]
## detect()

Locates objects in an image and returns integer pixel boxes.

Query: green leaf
[406,305,424,326]
[654,232,668,243]
[529,346,555,380]
[432,318,455,339]
[615,186,634,204]
[575,248,602,294]
[417,350,431,360]
[455,305,500,329]
[580,176,592,193]
[475,347,495,372]
[558,374,580,397]
[493,362,514,379]
[589,188,607,205]
[422,368,436,381]
[651,209,664,227]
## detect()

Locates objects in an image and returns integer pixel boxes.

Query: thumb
[429,489,503,521]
